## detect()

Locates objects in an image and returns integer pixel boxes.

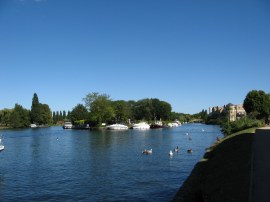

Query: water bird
[188,137,192,141]
[174,146,179,152]
[186,133,189,136]
[187,149,193,153]
[142,149,152,155]
[169,150,173,157]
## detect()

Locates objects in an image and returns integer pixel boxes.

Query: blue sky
[0,0,269,114]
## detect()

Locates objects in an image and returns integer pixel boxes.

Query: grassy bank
[172,129,256,202]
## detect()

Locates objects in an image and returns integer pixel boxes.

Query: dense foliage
[0,93,52,128]
[243,90,270,120]
[30,93,41,124]
[69,104,88,123]
[9,104,30,128]
[221,117,264,135]
[30,93,52,125]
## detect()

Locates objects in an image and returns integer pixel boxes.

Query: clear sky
[0,0,269,114]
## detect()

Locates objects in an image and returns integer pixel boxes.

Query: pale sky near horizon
[0,0,269,114]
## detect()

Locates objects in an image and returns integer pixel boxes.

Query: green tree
[63,110,66,120]
[56,111,59,122]
[60,111,63,121]
[112,100,131,123]
[30,93,41,124]
[9,104,30,128]
[132,98,172,121]
[133,99,153,121]
[53,111,56,123]
[0,108,12,126]
[70,104,89,123]
[39,104,52,125]
[152,99,172,120]
[83,92,115,125]
[243,90,270,120]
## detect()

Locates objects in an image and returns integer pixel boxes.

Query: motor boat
[150,120,164,129]
[106,124,128,130]
[63,122,73,129]
[30,124,37,128]
[131,122,150,130]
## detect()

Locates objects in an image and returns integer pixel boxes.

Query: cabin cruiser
[150,120,163,129]
[132,122,150,130]
[30,124,37,128]
[63,122,73,129]
[106,124,128,130]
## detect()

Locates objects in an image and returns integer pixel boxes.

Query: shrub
[221,117,264,135]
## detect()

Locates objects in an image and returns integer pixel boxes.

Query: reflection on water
[0,124,222,201]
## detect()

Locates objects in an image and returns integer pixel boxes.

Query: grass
[172,129,255,202]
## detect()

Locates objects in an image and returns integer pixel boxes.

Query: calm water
[0,124,222,201]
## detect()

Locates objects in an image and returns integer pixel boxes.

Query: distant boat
[0,137,4,152]
[106,124,128,130]
[167,122,179,127]
[63,122,73,129]
[131,122,150,130]
[30,124,37,128]
[150,120,164,129]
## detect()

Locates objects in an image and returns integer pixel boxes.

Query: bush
[221,117,264,135]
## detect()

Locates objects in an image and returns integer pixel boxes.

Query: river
[0,124,222,201]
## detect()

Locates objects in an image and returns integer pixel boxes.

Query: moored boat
[30,124,37,128]
[150,120,164,129]
[131,122,150,130]
[63,122,73,129]
[106,124,128,130]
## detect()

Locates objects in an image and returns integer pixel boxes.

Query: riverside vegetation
[1,90,269,131]
[0,92,206,129]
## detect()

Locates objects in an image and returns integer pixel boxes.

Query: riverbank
[172,128,255,201]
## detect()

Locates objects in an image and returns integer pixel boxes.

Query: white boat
[63,122,73,129]
[0,137,4,152]
[30,124,37,128]
[106,124,128,130]
[132,122,150,130]
[168,122,178,127]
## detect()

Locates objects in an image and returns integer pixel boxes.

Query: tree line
[0,92,197,128]
[0,93,52,128]
[69,92,192,127]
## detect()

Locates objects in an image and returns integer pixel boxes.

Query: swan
[174,146,179,152]
[169,150,173,157]
[187,149,193,153]
[142,149,152,154]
